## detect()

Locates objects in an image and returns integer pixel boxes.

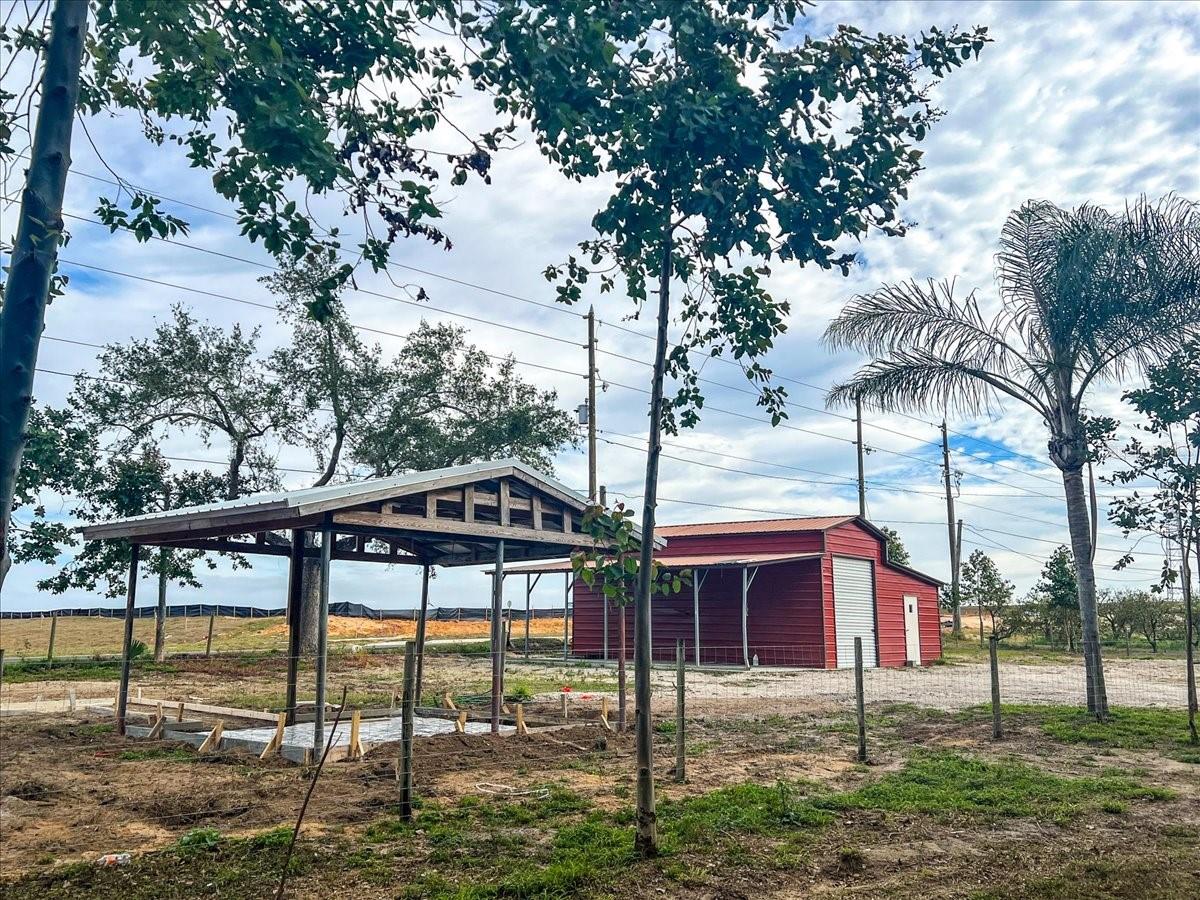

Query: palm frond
[827,350,1050,420]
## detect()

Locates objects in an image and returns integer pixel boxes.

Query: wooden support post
[854,637,867,763]
[524,573,531,659]
[603,596,609,661]
[117,547,140,736]
[204,614,215,657]
[442,690,457,711]
[490,540,505,734]
[561,691,569,721]
[176,701,185,722]
[600,695,611,731]
[313,529,333,757]
[990,635,1003,740]
[198,720,224,754]
[415,564,431,704]
[47,613,57,666]
[259,712,286,760]
[515,703,527,735]
[285,529,306,725]
[675,639,686,783]
[693,573,701,667]
[399,641,416,821]
[454,710,467,733]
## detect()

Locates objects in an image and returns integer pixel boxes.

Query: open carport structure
[81,459,608,743]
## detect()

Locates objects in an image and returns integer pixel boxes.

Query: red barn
[563,516,942,668]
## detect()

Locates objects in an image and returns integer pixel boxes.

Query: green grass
[978,704,1200,759]
[819,751,1171,824]
[0,657,178,684]
[117,747,197,763]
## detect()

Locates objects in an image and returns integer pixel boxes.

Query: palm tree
[823,195,1200,719]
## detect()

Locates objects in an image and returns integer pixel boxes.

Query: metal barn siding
[569,517,940,668]
[824,521,942,667]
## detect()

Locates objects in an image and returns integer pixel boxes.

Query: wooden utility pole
[855,394,867,518]
[587,306,598,502]
[941,422,962,639]
[0,0,89,591]
[47,613,58,666]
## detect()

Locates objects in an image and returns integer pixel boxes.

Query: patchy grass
[0,658,178,684]
[974,704,1200,757]
[116,747,197,763]
[819,751,1171,823]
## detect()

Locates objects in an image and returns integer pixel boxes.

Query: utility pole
[941,422,962,639]
[587,306,598,502]
[855,394,867,518]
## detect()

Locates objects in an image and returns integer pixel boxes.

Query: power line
[2,171,1062,483]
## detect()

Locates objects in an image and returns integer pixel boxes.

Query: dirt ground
[3,650,1199,897]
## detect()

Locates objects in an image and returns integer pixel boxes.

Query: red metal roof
[492,551,823,576]
[657,516,857,537]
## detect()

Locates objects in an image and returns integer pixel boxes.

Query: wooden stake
[854,637,867,763]
[47,613,57,666]
[561,692,569,720]
[205,613,216,657]
[600,695,611,731]
[260,712,287,760]
[176,701,185,722]
[347,709,365,761]
[515,703,528,735]
[454,710,467,733]
[442,690,457,711]
[147,704,165,740]
[198,720,224,754]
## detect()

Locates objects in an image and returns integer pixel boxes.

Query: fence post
[854,636,867,763]
[205,614,216,657]
[399,640,416,821]
[989,635,1003,740]
[675,639,686,783]
[47,613,57,667]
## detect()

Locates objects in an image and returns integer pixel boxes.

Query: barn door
[832,556,877,668]
[903,594,921,665]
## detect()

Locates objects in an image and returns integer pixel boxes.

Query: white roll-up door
[832,556,877,668]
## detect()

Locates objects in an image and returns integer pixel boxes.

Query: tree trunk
[227,440,245,499]
[1061,466,1108,718]
[1181,537,1197,744]
[0,0,89,592]
[154,548,169,663]
[632,217,673,858]
[298,550,322,655]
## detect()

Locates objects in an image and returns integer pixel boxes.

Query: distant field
[0,614,567,659]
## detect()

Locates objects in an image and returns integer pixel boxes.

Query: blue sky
[2,0,1198,614]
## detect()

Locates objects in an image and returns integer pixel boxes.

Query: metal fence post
[854,636,867,763]
[399,640,416,821]
[675,639,686,782]
[989,635,1003,740]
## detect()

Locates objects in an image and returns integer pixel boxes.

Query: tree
[824,195,1200,719]
[1098,589,1140,656]
[959,549,1016,642]
[1106,338,1200,741]
[1030,546,1081,652]
[9,407,227,661]
[72,306,293,499]
[880,526,911,567]
[0,0,502,589]
[263,262,578,652]
[468,0,986,854]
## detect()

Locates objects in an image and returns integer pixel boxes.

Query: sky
[2,0,1199,615]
